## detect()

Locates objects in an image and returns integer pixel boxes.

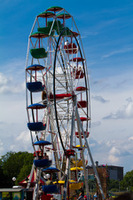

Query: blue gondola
[27,122,46,131]
[42,185,58,193]
[34,159,52,168]
[34,140,51,146]
[26,82,44,92]
[42,167,60,173]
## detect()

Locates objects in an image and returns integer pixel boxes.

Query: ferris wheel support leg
[63,101,76,200]
[63,158,70,200]
[26,163,35,189]
[33,168,41,200]
[75,108,105,200]
[75,110,89,200]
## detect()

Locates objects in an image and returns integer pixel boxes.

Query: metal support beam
[75,107,105,200]
[75,108,89,200]
[63,96,76,200]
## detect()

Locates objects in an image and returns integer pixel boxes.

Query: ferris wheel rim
[53,27,89,153]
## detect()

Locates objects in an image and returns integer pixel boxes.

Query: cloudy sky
[0,0,133,174]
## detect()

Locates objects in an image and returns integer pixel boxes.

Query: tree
[0,163,7,188]
[120,170,133,191]
[88,179,96,192]
[0,151,33,187]
[108,179,119,192]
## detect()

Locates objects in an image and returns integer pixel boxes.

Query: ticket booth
[0,188,33,200]
[0,188,24,200]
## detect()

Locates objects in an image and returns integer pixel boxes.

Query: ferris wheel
[25,6,105,200]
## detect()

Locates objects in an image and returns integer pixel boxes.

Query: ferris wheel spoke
[57,118,69,138]
[30,38,35,49]
[51,37,67,72]
[54,40,74,92]
[49,70,67,90]
[56,107,70,121]
[56,102,72,113]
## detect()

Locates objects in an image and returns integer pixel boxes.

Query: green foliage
[108,171,133,192]
[0,165,7,188]
[88,179,96,192]
[17,164,31,185]
[0,151,33,188]
[108,179,119,191]
[120,170,133,191]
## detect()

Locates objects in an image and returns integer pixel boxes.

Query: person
[93,192,97,200]
[50,198,56,200]
[73,66,77,72]
[64,40,70,53]
[77,190,84,200]
[45,174,52,185]
[38,186,43,200]
[78,66,82,71]
[84,195,87,200]
[41,90,47,105]
[44,153,49,159]
[64,40,69,46]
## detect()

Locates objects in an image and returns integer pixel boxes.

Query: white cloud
[101,47,133,59]
[103,98,133,119]
[110,146,120,155]
[108,155,119,163]
[91,69,133,93]
[92,95,109,103]
[10,130,32,152]
[91,121,101,128]
[81,31,98,39]
[128,136,133,141]
[16,130,30,142]
[1,58,25,75]
[89,136,133,172]
[0,72,9,86]
[0,72,25,94]
[0,140,4,155]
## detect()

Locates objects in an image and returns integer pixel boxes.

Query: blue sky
[0,0,133,173]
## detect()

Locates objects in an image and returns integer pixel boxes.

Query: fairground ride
[25,6,105,200]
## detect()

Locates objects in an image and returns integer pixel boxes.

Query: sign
[13,192,21,200]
